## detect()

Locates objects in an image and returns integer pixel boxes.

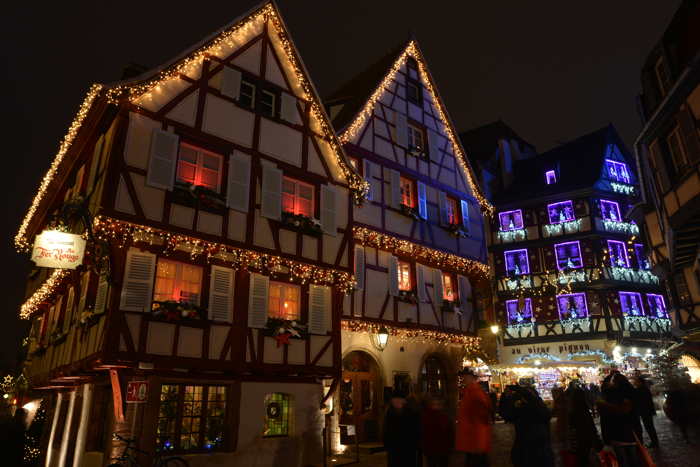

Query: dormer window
[504,249,529,276]
[607,240,629,268]
[545,170,557,185]
[556,293,588,320]
[619,291,644,317]
[605,159,631,184]
[498,209,524,231]
[600,199,621,222]
[547,200,575,224]
[554,241,583,270]
[646,293,668,319]
[506,298,533,325]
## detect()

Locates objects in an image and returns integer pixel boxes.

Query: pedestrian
[587,383,600,417]
[597,372,642,467]
[488,391,498,423]
[563,382,603,467]
[631,376,659,448]
[384,390,420,467]
[421,397,452,467]
[455,368,492,467]
[665,383,690,443]
[499,384,554,467]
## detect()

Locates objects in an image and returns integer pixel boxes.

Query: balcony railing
[543,219,582,238]
[497,228,527,243]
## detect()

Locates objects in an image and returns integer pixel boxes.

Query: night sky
[0,1,681,371]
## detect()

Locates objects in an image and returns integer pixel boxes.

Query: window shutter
[354,246,365,291]
[221,67,242,100]
[417,182,428,220]
[428,129,441,161]
[94,276,109,315]
[146,129,179,190]
[247,273,269,328]
[261,163,282,220]
[363,159,375,201]
[433,269,444,305]
[461,199,471,234]
[416,264,427,302]
[227,151,251,212]
[649,142,671,192]
[388,256,399,296]
[678,107,700,162]
[309,284,331,335]
[438,191,449,225]
[63,287,75,332]
[119,248,156,312]
[77,271,90,315]
[321,184,337,236]
[395,112,408,148]
[389,169,402,208]
[209,266,234,322]
[458,275,473,319]
[280,93,300,124]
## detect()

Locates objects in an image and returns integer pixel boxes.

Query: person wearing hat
[455,368,492,467]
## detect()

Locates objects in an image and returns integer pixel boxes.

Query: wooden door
[340,352,379,443]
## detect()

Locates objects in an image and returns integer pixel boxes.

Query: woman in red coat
[455,368,492,467]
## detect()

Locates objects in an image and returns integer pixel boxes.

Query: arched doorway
[340,351,381,443]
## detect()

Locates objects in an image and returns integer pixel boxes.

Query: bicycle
[108,432,189,467]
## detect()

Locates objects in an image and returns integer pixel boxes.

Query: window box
[446,223,469,238]
[150,300,205,322]
[440,299,461,313]
[281,211,322,236]
[172,182,227,213]
[400,203,422,220]
[79,306,106,328]
[560,317,591,333]
[397,289,418,304]
[263,317,308,340]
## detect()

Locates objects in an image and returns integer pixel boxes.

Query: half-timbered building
[17,3,367,466]
[325,40,492,448]
[463,124,672,398]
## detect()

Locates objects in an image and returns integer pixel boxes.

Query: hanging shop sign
[126,381,149,404]
[31,230,86,269]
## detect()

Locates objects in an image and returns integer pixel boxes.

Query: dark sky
[0,1,681,371]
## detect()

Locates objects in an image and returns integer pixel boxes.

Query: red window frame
[282,177,315,217]
[400,176,416,208]
[446,196,460,225]
[397,260,413,291]
[176,143,224,192]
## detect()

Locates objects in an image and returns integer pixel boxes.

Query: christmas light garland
[20,269,70,319]
[341,319,483,349]
[353,227,489,279]
[338,41,492,214]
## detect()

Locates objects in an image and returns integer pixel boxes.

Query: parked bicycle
[108,433,188,467]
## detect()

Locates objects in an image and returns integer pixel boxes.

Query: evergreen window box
[262,318,309,340]
[281,211,322,236]
[150,300,205,322]
[397,290,418,304]
[400,203,422,220]
[172,182,227,214]
[407,145,427,160]
[446,223,469,238]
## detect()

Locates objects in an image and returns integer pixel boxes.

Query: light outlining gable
[339,40,493,215]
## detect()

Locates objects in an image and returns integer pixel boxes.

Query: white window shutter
[247,273,269,328]
[209,266,234,322]
[227,151,251,212]
[458,275,473,319]
[321,184,337,236]
[261,164,282,220]
[354,246,366,291]
[309,284,331,335]
[280,93,300,124]
[439,191,449,225]
[363,159,374,201]
[428,129,442,161]
[461,199,471,234]
[417,182,428,220]
[416,265,427,302]
[390,169,402,208]
[94,276,109,315]
[221,67,242,100]
[120,248,156,312]
[388,256,399,296]
[433,269,444,305]
[63,287,75,332]
[146,129,179,191]
[395,112,408,148]
[77,271,90,314]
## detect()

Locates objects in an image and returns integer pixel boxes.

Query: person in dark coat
[631,376,659,448]
[564,382,603,466]
[596,372,641,467]
[421,397,452,467]
[498,384,554,467]
[384,391,420,467]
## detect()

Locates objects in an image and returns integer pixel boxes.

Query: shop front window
[607,240,629,267]
[498,209,523,231]
[554,241,583,270]
[556,293,588,320]
[506,298,533,325]
[154,259,203,305]
[504,249,529,276]
[619,292,644,317]
[547,200,575,224]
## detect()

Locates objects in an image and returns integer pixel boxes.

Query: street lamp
[372,326,389,351]
[490,324,500,335]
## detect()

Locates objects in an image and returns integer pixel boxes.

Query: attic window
[545,170,557,185]
[605,159,631,183]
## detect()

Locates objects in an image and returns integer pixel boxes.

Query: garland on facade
[353,227,489,279]
[20,269,70,319]
[567,350,614,365]
[341,319,483,350]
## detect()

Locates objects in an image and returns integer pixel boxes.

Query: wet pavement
[330,412,700,467]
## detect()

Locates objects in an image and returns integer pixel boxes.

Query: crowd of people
[382,368,669,467]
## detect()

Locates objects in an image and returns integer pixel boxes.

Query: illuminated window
[547,200,575,224]
[239,80,256,109]
[607,240,629,267]
[176,144,223,192]
[400,176,416,208]
[506,298,533,325]
[268,282,301,321]
[666,126,688,169]
[619,292,644,317]
[498,209,524,231]
[154,259,203,305]
[282,177,314,217]
[556,293,588,320]
[446,197,460,225]
[407,124,425,151]
[156,384,227,452]
[545,170,557,184]
[504,249,529,275]
[634,244,650,270]
[605,159,631,183]
[264,393,291,437]
[442,272,457,302]
[646,294,668,319]
[259,90,276,117]
[421,356,447,396]
[554,241,583,270]
[600,200,621,222]
[397,260,412,291]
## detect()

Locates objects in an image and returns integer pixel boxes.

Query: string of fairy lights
[353,226,490,279]
[20,270,70,319]
[341,319,483,350]
[338,41,493,215]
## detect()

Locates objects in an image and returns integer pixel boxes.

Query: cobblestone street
[331,413,700,467]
